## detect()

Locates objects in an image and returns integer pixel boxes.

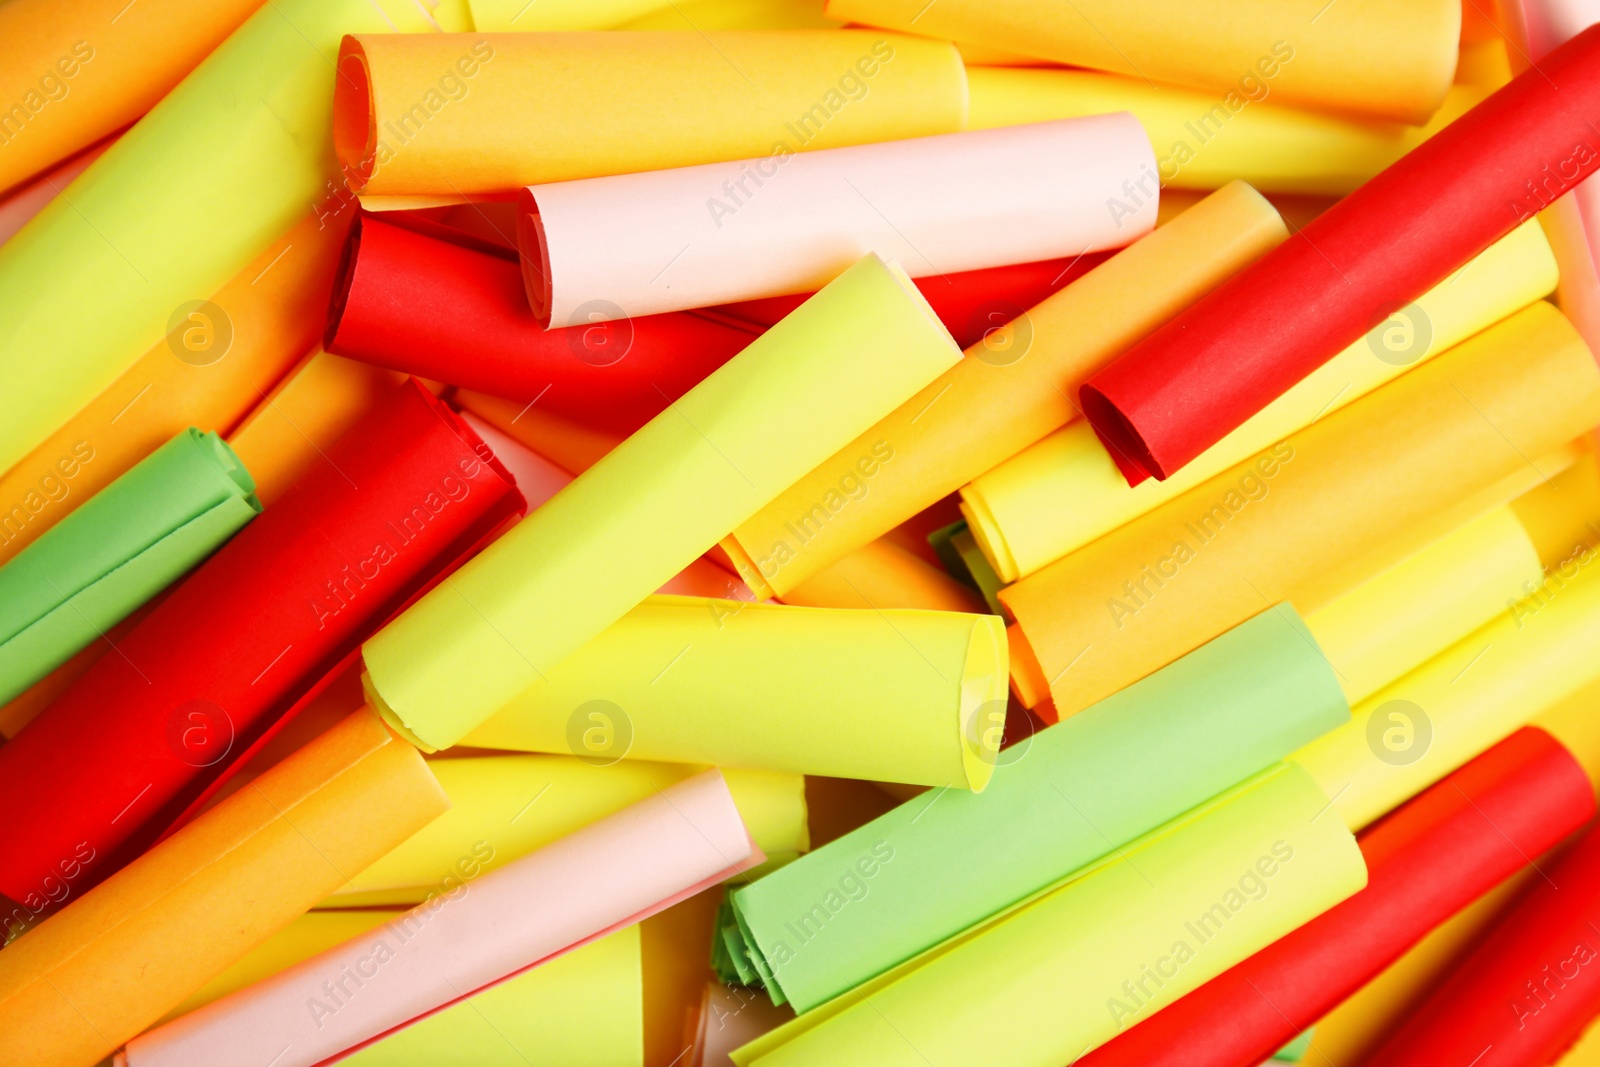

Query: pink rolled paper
[116,769,759,1067]
[517,115,1157,325]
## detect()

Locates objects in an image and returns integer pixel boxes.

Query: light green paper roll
[0,429,258,705]
[0,0,441,476]
[462,595,1007,790]
[727,603,1349,1013]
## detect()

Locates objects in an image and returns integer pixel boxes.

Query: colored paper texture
[0,381,521,905]
[0,0,262,192]
[964,66,1490,196]
[518,116,1155,323]
[961,219,1556,582]
[0,0,439,478]
[118,770,758,1067]
[0,429,259,706]
[779,538,987,614]
[734,762,1366,1066]
[335,31,967,198]
[323,755,806,907]
[721,181,1287,599]
[0,706,450,1067]
[825,0,1457,123]
[326,214,760,435]
[0,137,111,245]
[1078,26,1600,484]
[361,253,964,751]
[461,596,1005,788]
[1292,537,1600,831]
[465,0,671,29]
[1002,300,1600,721]
[0,210,348,569]
[728,605,1348,1013]
[1077,727,1596,1066]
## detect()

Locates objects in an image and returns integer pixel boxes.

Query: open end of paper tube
[1079,383,1161,486]
[324,214,363,351]
[719,536,777,601]
[334,47,378,191]
[959,617,1008,793]
[516,187,555,329]
[957,493,1019,586]
[1005,623,1052,718]
[361,669,435,753]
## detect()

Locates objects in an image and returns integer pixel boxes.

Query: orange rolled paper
[781,537,987,613]
[0,211,349,568]
[0,0,263,193]
[721,181,1287,599]
[0,706,448,1067]
[1001,301,1600,720]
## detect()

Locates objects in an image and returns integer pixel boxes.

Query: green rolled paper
[0,429,259,705]
[726,603,1349,1012]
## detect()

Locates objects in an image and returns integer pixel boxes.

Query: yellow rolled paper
[1508,448,1600,568]
[363,253,963,751]
[466,0,671,29]
[1305,506,1544,706]
[323,753,808,907]
[0,0,439,478]
[965,66,1489,196]
[824,0,1459,124]
[461,595,1006,789]
[734,763,1365,1066]
[722,181,1288,599]
[963,220,1557,583]
[1292,552,1600,832]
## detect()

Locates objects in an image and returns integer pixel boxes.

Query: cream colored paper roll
[462,595,1007,790]
[362,253,962,751]
[519,116,1156,324]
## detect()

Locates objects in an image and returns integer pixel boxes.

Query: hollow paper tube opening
[334,46,377,191]
[324,214,365,351]
[958,617,1007,792]
[1080,382,1160,485]
[517,188,555,329]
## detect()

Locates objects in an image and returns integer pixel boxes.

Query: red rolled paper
[0,380,522,909]
[325,215,761,437]
[1076,727,1596,1067]
[1365,817,1600,1064]
[1080,23,1600,485]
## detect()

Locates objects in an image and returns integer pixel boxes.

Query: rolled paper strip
[462,595,1007,789]
[779,538,988,614]
[728,604,1348,1013]
[721,181,1286,600]
[456,413,573,511]
[733,763,1366,1066]
[1001,301,1600,722]
[453,388,623,476]
[361,253,964,751]
[964,67,1490,196]
[824,0,1457,123]
[1078,26,1600,485]
[0,0,439,478]
[325,215,761,436]
[517,116,1156,325]
[1078,727,1596,1067]
[1540,193,1600,359]
[0,0,262,192]
[0,429,260,706]
[0,706,449,1067]
[0,380,522,905]
[324,755,806,908]
[0,137,114,245]
[118,770,759,1067]
[1292,541,1600,832]
[1510,450,1600,568]
[1366,809,1600,1063]
[0,211,348,569]
[962,219,1557,582]
[465,0,670,29]
[334,31,967,198]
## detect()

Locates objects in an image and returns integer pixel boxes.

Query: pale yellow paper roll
[965,66,1488,196]
[460,596,1006,789]
[825,0,1459,123]
[1292,554,1600,832]
[323,753,808,907]
[466,0,671,29]
[962,220,1558,583]
[723,181,1288,599]
[362,253,963,751]
[735,763,1365,1066]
